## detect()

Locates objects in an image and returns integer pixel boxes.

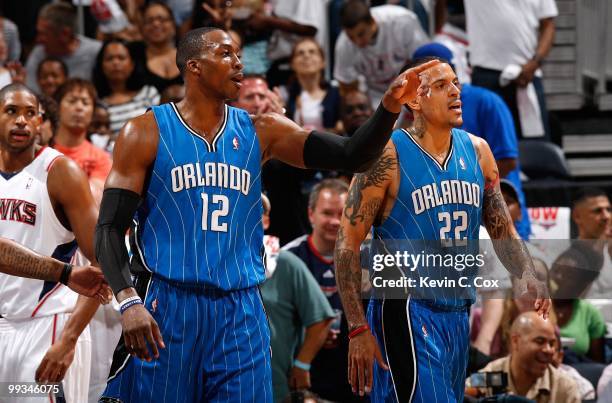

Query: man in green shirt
[259,194,335,402]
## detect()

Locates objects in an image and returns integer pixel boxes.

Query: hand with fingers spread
[382,59,441,113]
[35,338,76,383]
[262,87,286,115]
[121,302,165,362]
[68,265,113,304]
[348,329,388,396]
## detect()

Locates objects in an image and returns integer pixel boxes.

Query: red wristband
[348,324,370,340]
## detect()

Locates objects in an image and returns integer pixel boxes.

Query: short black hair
[176,27,222,76]
[572,187,609,209]
[36,56,69,79]
[340,0,373,29]
[0,83,39,106]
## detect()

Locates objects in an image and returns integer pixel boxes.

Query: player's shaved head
[0,84,39,107]
[176,27,223,76]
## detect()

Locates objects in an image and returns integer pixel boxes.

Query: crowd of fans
[0,0,611,402]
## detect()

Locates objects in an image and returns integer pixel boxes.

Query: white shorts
[87,302,121,403]
[0,313,91,403]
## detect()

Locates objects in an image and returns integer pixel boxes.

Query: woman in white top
[92,39,160,133]
[0,28,24,89]
[286,38,341,132]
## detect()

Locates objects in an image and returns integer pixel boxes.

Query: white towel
[500,65,545,138]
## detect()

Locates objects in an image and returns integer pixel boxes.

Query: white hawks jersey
[0,147,78,320]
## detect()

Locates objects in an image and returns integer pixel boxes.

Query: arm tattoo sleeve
[482,178,536,279]
[0,239,61,281]
[344,150,395,225]
[335,151,396,329]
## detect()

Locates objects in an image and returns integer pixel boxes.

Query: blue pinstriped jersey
[373,128,484,306]
[133,103,265,290]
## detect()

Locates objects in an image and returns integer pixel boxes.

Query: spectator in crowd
[598,364,612,403]
[0,14,21,61]
[0,28,25,88]
[233,75,316,245]
[551,332,596,400]
[37,94,58,146]
[53,79,112,203]
[88,102,114,154]
[259,193,335,403]
[232,74,285,115]
[340,89,373,137]
[334,0,428,107]
[553,298,606,363]
[550,188,611,299]
[131,1,182,93]
[92,39,160,133]
[265,0,327,87]
[286,38,341,132]
[284,179,362,402]
[477,312,581,402]
[464,0,557,140]
[37,57,68,99]
[411,42,532,239]
[160,83,185,104]
[26,3,102,93]
[89,0,136,42]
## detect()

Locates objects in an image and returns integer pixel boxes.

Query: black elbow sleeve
[303,103,398,173]
[95,188,141,295]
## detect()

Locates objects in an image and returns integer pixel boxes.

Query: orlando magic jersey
[373,128,484,307]
[135,103,264,290]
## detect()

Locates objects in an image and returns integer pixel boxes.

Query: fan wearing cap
[407,43,531,240]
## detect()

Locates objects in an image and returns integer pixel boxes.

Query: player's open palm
[68,265,113,304]
[386,59,441,107]
[122,304,165,362]
[35,338,75,383]
[348,331,388,396]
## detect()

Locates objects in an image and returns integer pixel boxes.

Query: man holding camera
[476,312,580,402]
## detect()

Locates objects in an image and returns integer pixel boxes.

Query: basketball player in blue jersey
[334,57,552,402]
[95,27,439,402]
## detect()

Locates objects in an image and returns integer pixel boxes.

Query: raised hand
[382,59,441,113]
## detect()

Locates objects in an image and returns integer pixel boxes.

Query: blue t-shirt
[460,84,531,239]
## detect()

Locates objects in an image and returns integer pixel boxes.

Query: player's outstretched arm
[255,60,439,173]
[475,136,551,319]
[95,113,165,362]
[0,237,111,302]
[335,145,397,396]
[36,156,107,383]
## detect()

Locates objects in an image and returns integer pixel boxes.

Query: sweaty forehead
[1,91,38,108]
[202,30,234,50]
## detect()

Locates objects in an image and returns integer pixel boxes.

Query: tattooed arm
[335,144,397,396]
[0,237,65,280]
[474,136,550,317]
[0,237,110,301]
[336,145,396,328]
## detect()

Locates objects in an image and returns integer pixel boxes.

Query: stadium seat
[519,140,571,180]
